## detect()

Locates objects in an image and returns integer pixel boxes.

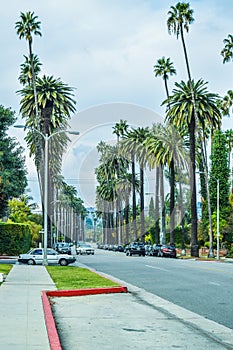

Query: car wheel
[27,259,35,265]
[126,251,129,256]
[158,251,163,257]
[59,259,68,266]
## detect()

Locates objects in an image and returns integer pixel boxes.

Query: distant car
[113,244,124,252]
[18,248,76,266]
[76,244,95,255]
[153,244,176,258]
[54,242,72,255]
[152,244,163,256]
[145,244,153,256]
[125,243,145,256]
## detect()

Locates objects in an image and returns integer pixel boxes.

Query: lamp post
[14,125,80,265]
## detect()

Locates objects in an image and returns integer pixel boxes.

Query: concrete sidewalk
[0,264,55,350]
[51,276,233,350]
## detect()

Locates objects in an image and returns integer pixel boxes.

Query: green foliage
[8,196,42,245]
[0,222,31,255]
[0,105,28,217]
[210,130,230,212]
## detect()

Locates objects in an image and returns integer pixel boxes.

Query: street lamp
[14,125,80,265]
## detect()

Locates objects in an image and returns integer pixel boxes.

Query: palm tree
[153,57,177,244]
[164,79,221,256]
[19,54,42,86]
[221,34,233,64]
[146,123,188,245]
[112,120,129,243]
[167,2,200,256]
[153,56,176,100]
[15,11,42,128]
[18,75,76,246]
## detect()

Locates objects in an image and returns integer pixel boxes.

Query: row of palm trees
[15,12,86,245]
[95,2,233,256]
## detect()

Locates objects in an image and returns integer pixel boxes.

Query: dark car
[152,244,163,256]
[154,244,176,258]
[55,242,72,255]
[113,244,124,252]
[125,243,145,256]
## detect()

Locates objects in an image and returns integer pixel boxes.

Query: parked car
[125,243,145,256]
[145,244,153,256]
[76,244,95,255]
[54,242,72,255]
[18,248,76,266]
[153,244,176,258]
[113,244,124,252]
[152,244,163,256]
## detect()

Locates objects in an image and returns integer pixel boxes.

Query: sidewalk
[0,264,55,350]
[1,264,233,350]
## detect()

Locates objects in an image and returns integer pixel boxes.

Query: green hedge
[0,222,31,255]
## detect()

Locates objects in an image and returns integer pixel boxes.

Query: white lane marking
[145,264,169,272]
[209,281,221,286]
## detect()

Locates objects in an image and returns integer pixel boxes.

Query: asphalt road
[76,247,233,330]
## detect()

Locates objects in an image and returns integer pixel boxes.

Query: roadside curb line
[42,286,128,350]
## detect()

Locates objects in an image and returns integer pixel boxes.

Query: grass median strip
[46,266,119,290]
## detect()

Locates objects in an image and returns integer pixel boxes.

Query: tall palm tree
[221,34,233,64]
[19,54,42,86]
[18,75,76,246]
[153,56,176,100]
[15,11,42,128]
[167,2,200,256]
[112,120,129,243]
[153,57,177,244]
[164,79,221,256]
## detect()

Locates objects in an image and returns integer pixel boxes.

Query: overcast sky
[1,0,233,207]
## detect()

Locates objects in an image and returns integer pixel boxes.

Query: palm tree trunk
[170,158,175,244]
[131,154,137,240]
[140,163,145,240]
[160,166,166,244]
[180,25,199,257]
[189,116,199,257]
[155,167,160,244]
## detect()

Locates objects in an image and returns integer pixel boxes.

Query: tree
[221,34,233,64]
[0,106,28,217]
[167,2,199,256]
[15,11,42,128]
[18,75,76,246]
[19,54,42,86]
[209,130,230,245]
[164,79,221,255]
[153,56,176,100]
[8,195,42,245]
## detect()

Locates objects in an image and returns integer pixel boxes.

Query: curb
[42,286,128,349]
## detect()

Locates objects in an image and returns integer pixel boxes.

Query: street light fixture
[14,125,80,265]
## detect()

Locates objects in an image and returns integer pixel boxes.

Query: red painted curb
[41,291,62,350]
[46,285,127,297]
[42,286,128,349]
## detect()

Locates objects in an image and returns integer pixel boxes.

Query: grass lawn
[0,264,13,275]
[46,266,119,290]
[0,264,13,285]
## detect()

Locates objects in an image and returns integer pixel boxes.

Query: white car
[76,244,95,255]
[18,248,76,266]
